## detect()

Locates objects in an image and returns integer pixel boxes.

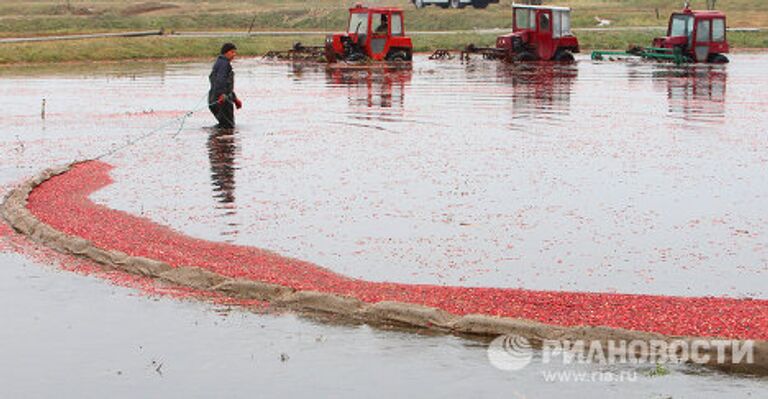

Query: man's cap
[220,43,237,55]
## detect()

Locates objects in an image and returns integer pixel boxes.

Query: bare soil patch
[122,2,180,16]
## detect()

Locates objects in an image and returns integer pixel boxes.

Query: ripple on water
[3,54,767,300]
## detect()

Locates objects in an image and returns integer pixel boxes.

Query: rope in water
[93,94,226,161]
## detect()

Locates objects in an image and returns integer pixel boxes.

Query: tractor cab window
[348,12,369,35]
[514,8,536,30]
[670,14,694,37]
[372,13,388,35]
[696,19,711,42]
[712,18,725,42]
[391,14,403,36]
[539,13,551,32]
[552,10,572,38]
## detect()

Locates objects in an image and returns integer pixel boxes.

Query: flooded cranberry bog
[2,54,768,397]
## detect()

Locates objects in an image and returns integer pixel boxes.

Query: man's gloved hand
[234,98,243,109]
[217,94,226,105]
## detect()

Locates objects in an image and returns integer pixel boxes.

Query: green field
[0,0,765,63]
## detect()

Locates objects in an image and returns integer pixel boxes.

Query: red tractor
[592,5,729,64]
[326,4,413,62]
[431,4,580,62]
[652,6,729,63]
[265,4,413,63]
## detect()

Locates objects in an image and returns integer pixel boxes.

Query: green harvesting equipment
[591,46,690,65]
[591,5,730,65]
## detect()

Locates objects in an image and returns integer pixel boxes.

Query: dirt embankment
[122,2,181,16]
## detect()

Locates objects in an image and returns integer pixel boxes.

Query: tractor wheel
[472,0,490,8]
[514,51,536,62]
[554,50,575,62]
[707,53,729,64]
[387,50,409,62]
[345,52,366,62]
[449,0,461,9]
[414,0,425,8]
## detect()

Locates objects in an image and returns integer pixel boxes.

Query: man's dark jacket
[208,55,238,104]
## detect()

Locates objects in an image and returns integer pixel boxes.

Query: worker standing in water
[209,43,242,129]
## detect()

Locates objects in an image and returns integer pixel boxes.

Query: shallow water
[1,251,767,398]
[9,55,763,298]
[1,55,768,397]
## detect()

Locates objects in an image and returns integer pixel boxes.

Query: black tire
[553,50,575,62]
[707,53,729,64]
[514,51,536,62]
[449,0,461,9]
[345,52,366,62]
[387,50,408,62]
[413,0,425,8]
[473,0,490,8]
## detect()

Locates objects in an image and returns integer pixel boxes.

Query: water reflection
[495,62,578,127]
[325,65,412,108]
[656,66,727,122]
[207,127,240,241]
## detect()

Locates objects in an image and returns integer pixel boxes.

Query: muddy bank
[3,161,767,375]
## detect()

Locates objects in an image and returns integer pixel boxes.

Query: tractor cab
[495,4,579,61]
[653,6,729,63]
[325,4,413,62]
